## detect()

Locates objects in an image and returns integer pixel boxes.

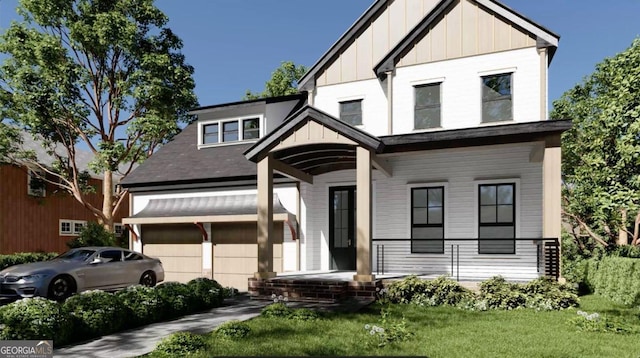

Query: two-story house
[121,0,571,292]
[1,133,129,253]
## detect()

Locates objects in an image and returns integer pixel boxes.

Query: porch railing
[372,238,559,281]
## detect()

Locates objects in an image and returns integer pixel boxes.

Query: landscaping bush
[116,285,164,327]
[63,290,127,338]
[290,308,321,321]
[215,320,251,339]
[155,282,197,318]
[0,297,73,345]
[585,256,640,306]
[386,275,473,306]
[66,222,116,248]
[0,252,58,270]
[478,276,528,310]
[154,331,207,356]
[522,276,579,310]
[260,302,292,318]
[188,277,224,310]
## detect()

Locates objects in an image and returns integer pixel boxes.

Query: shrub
[586,256,640,306]
[364,308,413,348]
[155,282,196,318]
[63,290,127,338]
[154,332,207,356]
[385,275,433,304]
[66,222,116,249]
[0,252,58,270]
[188,278,224,310]
[116,285,164,327]
[568,310,638,334]
[222,286,239,298]
[215,320,251,339]
[386,275,473,306]
[260,302,292,318]
[0,297,73,345]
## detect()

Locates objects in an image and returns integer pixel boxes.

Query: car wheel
[47,275,76,301]
[140,271,156,287]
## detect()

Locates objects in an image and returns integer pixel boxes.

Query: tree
[244,61,306,100]
[551,38,640,249]
[0,0,198,231]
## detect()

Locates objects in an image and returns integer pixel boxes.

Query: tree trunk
[102,170,114,232]
[618,209,629,245]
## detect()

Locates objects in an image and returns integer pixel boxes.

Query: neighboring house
[0,134,129,253]
[121,0,571,291]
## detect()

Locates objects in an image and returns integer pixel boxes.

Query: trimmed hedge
[0,278,231,347]
[0,252,58,271]
[586,256,640,306]
[383,275,578,311]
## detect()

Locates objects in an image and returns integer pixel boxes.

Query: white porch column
[255,155,276,279]
[543,135,562,279]
[354,147,375,282]
[202,223,212,279]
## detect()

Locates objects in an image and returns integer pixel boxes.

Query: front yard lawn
[148,294,640,357]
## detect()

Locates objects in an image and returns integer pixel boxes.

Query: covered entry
[123,194,294,290]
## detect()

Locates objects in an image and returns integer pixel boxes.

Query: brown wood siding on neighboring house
[0,164,129,254]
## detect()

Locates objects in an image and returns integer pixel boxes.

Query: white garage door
[212,222,283,291]
[142,224,202,283]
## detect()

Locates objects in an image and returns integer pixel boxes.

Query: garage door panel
[213,273,253,292]
[215,244,257,258]
[214,257,257,274]
[142,224,202,283]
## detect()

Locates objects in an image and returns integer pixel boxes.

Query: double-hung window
[411,186,444,253]
[202,124,219,144]
[478,183,515,254]
[482,73,512,123]
[339,100,362,126]
[414,83,441,129]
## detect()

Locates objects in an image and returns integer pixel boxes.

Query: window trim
[197,114,264,148]
[413,82,442,130]
[473,179,520,255]
[59,219,88,236]
[481,72,514,124]
[339,99,363,126]
[406,182,448,255]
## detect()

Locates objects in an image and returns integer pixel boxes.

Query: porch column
[255,155,276,279]
[354,147,375,282]
[543,135,562,278]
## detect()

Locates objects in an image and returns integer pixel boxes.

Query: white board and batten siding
[300,142,544,281]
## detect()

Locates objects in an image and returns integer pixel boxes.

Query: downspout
[386,71,394,135]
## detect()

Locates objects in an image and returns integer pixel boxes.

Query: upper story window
[482,73,512,123]
[199,115,262,147]
[414,83,441,129]
[27,168,46,197]
[339,99,362,126]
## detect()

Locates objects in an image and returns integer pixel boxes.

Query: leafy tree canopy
[552,38,640,248]
[0,0,198,229]
[244,61,306,100]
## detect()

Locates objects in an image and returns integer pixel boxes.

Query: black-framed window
[411,187,444,253]
[414,83,441,129]
[478,183,515,254]
[242,118,260,140]
[202,123,219,144]
[222,121,239,142]
[339,99,362,126]
[482,73,512,123]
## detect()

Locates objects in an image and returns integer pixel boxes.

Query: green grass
[148,295,640,357]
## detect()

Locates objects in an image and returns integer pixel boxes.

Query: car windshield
[55,249,96,262]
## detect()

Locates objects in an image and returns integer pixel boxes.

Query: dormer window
[198,115,262,147]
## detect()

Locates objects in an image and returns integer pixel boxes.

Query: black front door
[329,186,356,270]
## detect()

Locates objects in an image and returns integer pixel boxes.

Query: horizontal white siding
[301,142,544,280]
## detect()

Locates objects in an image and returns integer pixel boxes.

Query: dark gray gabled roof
[120,121,257,188]
[375,0,561,76]
[244,105,384,162]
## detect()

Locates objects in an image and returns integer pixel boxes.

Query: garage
[124,194,295,290]
[142,224,203,282]
[212,222,283,291]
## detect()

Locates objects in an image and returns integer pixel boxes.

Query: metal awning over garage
[123,194,294,225]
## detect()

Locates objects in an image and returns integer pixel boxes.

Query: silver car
[0,247,164,301]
